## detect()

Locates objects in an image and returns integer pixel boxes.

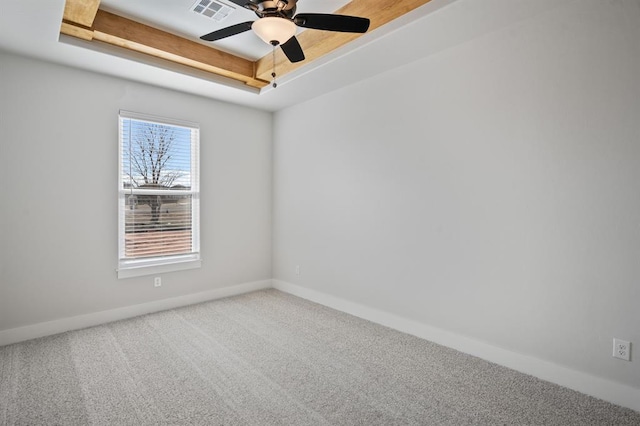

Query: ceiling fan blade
[294,13,370,33]
[200,21,254,41]
[280,36,305,63]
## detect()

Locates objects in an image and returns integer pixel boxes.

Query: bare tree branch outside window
[128,123,184,188]
[125,122,186,224]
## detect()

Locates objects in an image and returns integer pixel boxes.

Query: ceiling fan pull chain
[271,44,277,88]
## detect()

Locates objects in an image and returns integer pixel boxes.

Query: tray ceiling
[60,0,436,90]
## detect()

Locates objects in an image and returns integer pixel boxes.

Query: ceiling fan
[200,0,371,64]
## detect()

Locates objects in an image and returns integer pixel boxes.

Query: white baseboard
[0,279,272,347]
[272,280,640,413]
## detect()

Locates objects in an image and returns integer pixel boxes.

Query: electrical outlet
[613,338,631,361]
[154,277,162,287]
[295,265,300,275]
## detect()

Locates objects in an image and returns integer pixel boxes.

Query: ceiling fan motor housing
[252,0,297,18]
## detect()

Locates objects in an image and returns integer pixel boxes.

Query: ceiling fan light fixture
[252,17,296,45]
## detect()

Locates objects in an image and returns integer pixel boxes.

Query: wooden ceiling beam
[62,0,101,28]
[254,0,433,81]
[60,21,95,41]
[92,10,266,87]
[61,9,269,88]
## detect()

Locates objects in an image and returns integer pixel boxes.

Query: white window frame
[117,110,201,279]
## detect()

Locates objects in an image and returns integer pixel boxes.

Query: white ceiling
[0,0,560,111]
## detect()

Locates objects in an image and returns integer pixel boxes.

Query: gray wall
[0,52,272,330]
[272,0,640,388]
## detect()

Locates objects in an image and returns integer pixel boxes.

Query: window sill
[117,257,201,279]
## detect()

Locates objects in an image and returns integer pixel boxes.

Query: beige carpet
[1,289,639,425]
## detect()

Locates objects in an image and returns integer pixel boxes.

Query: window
[118,111,200,278]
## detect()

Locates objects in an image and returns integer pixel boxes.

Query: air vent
[191,0,235,23]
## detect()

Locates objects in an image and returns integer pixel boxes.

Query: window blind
[118,111,200,277]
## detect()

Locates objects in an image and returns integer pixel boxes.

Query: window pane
[124,194,193,258]
[121,120,192,191]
